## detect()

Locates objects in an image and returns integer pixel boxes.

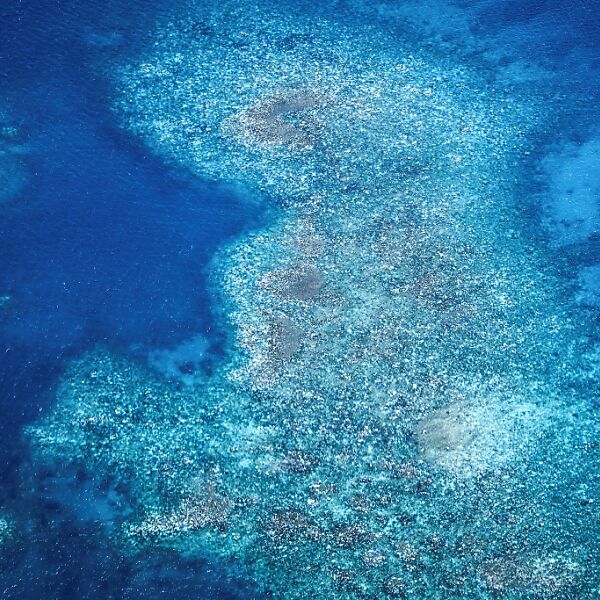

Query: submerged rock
[147,334,210,386]
[0,153,26,204]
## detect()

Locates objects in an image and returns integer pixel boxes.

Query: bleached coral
[415,380,556,478]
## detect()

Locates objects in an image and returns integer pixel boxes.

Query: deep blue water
[0,0,263,443]
[0,0,599,598]
[0,1,264,596]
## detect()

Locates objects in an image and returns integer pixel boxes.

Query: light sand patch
[416,386,553,478]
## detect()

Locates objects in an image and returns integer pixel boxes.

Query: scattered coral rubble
[27,1,599,597]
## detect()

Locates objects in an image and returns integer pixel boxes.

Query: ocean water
[0,0,598,598]
[0,0,263,448]
[0,1,263,597]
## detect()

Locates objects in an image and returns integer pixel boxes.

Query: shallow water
[0,0,599,598]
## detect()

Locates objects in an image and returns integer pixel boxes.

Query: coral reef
[478,554,584,596]
[0,515,13,546]
[223,89,327,150]
[27,0,600,598]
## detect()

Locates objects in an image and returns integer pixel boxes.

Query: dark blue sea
[0,0,598,598]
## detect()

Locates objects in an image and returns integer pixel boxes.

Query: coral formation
[223,89,327,150]
[27,0,600,598]
[478,554,583,596]
[0,515,13,546]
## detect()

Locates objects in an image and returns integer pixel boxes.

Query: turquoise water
[0,0,599,598]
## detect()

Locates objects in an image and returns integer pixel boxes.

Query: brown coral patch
[383,575,406,597]
[266,509,323,543]
[329,523,374,548]
[261,264,325,302]
[224,89,327,150]
[266,312,304,362]
[280,449,320,474]
[179,481,234,532]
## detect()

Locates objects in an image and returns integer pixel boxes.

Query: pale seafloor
[0,0,599,598]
